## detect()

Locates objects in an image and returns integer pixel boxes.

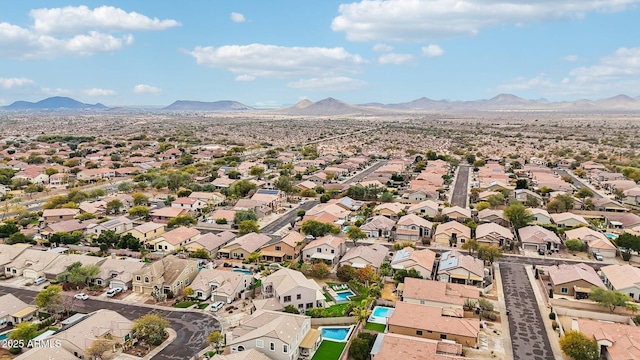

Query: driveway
[0,286,220,360]
[450,165,470,207]
[499,263,554,360]
[261,200,319,234]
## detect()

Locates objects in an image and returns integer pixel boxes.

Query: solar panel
[257,189,279,195]
[102,219,120,227]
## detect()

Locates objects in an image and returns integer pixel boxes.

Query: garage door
[523,244,538,251]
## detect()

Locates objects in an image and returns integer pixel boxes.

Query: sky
[1,0,639,107]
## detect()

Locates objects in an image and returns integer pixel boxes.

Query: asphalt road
[261,200,319,234]
[450,165,470,207]
[500,263,554,360]
[555,169,603,199]
[343,160,388,185]
[0,286,220,360]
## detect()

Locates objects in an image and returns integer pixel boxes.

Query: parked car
[106,287,122,297]
[593,253,604,261]
[33,277,47,286]
[74,293,89,300]
[210,301,224,312]
[538,248,546,256]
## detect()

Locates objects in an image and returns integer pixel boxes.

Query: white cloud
[373,43,393,52]
[189,43,366,78]
[84,88,117,96]
[422,44,444,57]
[287,77,367,91]
[378,53,413,65]
[133,84,162,94]
[332,0,639,41]
[41,87,72,96]
[230,12,247,23]
[30,5,180,35]
[0,77,35,89]
[562,55,579,62]
[235,74,256,82]
[495,47,640,97]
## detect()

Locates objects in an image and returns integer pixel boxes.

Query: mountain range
[2,94,640,114]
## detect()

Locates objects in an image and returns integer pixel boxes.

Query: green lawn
[197,303,209,310]
[174,301,197,308]
[323,292,332,302]
[364,322,386,332]
[311,340,346,360]
[324,303,349,317]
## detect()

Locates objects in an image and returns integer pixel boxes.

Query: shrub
[215,218,227,224]
[167,291,174,299]
[551,320,558,330]
[549,312,556,320]
[9,347,21,355]
[484,312,497,321]
[622,251,632,261]
[305,308,326,318]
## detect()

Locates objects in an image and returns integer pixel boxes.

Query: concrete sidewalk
[494,263,514,360]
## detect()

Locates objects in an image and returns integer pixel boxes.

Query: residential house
[437,251,485,286]
[407,200,440,217]
[329,196,363,211]
[93,258,146,290]
[591,197,628,212]
[251,189,286,212]
[228,310,320,360]
[571,318,640,360]
[360,215,396,239]
[390,247,436,279]
[442,206,472,221]
[147,226,201,252]
[210,349,272,360]
[234,199,271,218]
[475,223,514,248]
[150,207,188,223]
[42,208,79,225]
[86,216,134,236]
[395,214,433,241]
[550,212,589,228]
[0,294,37,328]
[387,302,479,347]
[373,202,406,220]
[127,222,166,243]
[131,255,199,295]
[514,189,543,204]
[433,221,471,246]
[262,268,325,312]
[41,219,97,240]
[301,235,346,264]
[477,209,509,227]
[0,244,27,272]
[547,263,605,299]
[623,187,640,206]
[600,264,640,301]
[4,249,61,280]
[563,227,617,258]
[259,232,304,263]
[171,197,207,214]
[188,191,225,206]
[339,244,388,271]
[529,208,552,225]
[185,231,236,258]
[43,254,106,280]
[370,333,464,360]
[400,278,479,313]
[51,309,132,360]
[518,225,562,252]
[190,269,253,303]
[218,233,273,260]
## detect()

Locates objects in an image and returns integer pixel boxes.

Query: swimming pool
[232,269,253,275]
[319,325,354,342]
[334,290,354,302]
[0,331,12,341]
[368,306,395,325]
[605,233,618,240]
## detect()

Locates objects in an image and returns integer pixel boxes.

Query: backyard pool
[334,290,354,302]
[605,233,618,240]
[232,269,253,275]
[368,306,395,325]
[319,325,354,342]
[0,331,12,341]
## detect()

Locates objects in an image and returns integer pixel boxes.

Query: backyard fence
[310,316,356,326]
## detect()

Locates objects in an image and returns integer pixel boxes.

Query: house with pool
[400,278,479,313]
[261,268,325,312]
[301,235,346,265]
[189,268,253,303]
[228,310,322,360]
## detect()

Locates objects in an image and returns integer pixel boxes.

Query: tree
[347,226,367,245]
[515,179,528,189]
[274,176,293,194]
[462,239,480,256]
[504,202,534,229]
[283,305,300,314]
[128,205,150,219]
[525,194,540,208]
[57,262,100,288]
[478,245,503,265]
[118,182,133,193]
[559,330,598,360]
[547,193,575,213]
[206,330,224,354]
[86,337,115,360]
[177,188,192,197]
[575,187,594,199]
[167,215,196,228]
[183,287,194,298]
[300,220,340,238]
[565,239,585,252]
[393,268,422,282]
[35,285,63,314]
[487,193,505,208]
[380,192,394,202]
[249,166,265,179]
[117,233,141,251]
[234,210,258,224]
[89,188,107,199]
[356,265,378,283]
[475,201,491,211]
[616,233,640,252]
[589,287,633,313]
[97,230,120,248]
[132,314,170,346]
[106,199,124,215]
[7,232,29,245]
[349,332,377,360]
[132,192,149,206]
[310,263,330,278]
[247,251,261,263]
[230,180,257,198]
[8,321,38,346]
[238,220,260,235]
[337,264,357,282]
[189,248,210,260]
[0,222,19,238]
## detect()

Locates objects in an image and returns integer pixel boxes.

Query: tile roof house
[600,264,640,301]
[150,207,189,223]
[4,249,61,280]
[441,206,472,221]
[400,278,479,313]
[262,268,325,312]
[433,221,471,246]
[547,263,605,298]
[42,208,80,225]
[563,227,617,258]
[475,222,514,248]
[550,212,589,228]
[360,215,397,239]
[518,225,562,252]
[228,310,320,360]
[370,333,464,360]
[387,302,479,347]
[572,318,640,360]
[529,208,552,225]
[0,244,28,270]
[190,268,253,303]
[92,258,146,291]
[147,226,201,253]
[301,235,346,264]
[477,208,509,227]
[185,231,236,257]
[437,251,485,286]
[259,231,305,263]
[390,247,436,280]
[407,200,440,217]
[86,215,134,236]
[395,214,434,241]
[211,349,272,360]
[373,202,407,220]
[0,293,37,327]
[43,253,107,280]
[131,255,199,295]
[126,222,166,243]
[340,244,389,271]
[219,233,273,260]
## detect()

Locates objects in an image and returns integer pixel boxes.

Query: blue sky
[1,1,639,107]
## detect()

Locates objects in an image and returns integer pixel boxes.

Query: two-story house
[395,214,434,241]
[147,226,201,253]
[261,268,325,312]
[301,235,346,265]
[93,258,147,291]
[218,233,273,260]
[190,269,253,303]
[259,232,305,263]
[131,255,199,295]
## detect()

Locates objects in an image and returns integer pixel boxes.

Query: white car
[210,301,225,312]
[106,288,122,297]
[74,293,89,300]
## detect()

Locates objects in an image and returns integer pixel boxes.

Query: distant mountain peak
[1,97,108,110]
[163,100,253,111]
